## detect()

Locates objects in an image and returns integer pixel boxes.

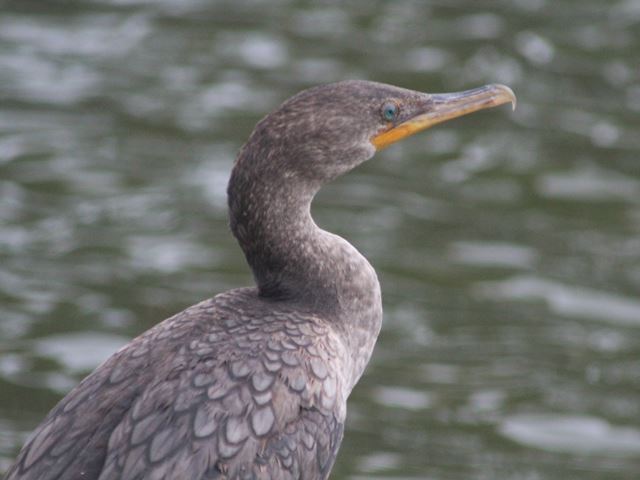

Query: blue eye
[382,102,398,121]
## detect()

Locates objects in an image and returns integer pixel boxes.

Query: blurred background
[1,0,640,478]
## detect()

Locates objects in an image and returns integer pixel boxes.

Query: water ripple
[475,275,640,326]
[499,413,640,455]
[32,332,128,373]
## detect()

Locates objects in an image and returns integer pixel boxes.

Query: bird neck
[227,158,383,386]
[228,169,319,301]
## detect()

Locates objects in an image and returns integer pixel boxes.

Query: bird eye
[381,102,399,121]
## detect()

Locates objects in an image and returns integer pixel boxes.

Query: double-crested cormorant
[5,80,515,480]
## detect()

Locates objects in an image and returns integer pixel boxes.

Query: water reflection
[2,0,640,478]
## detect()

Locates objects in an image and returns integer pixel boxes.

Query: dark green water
[2,0,640,478]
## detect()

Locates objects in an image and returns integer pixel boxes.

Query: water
[1,0,640,478]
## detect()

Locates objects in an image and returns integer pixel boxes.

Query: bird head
[239,80,515,187]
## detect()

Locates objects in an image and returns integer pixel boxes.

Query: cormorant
[5,80,515,480]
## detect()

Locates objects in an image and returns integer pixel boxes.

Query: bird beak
[371,84,516,150]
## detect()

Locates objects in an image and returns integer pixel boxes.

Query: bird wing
[6,294,348,480]
[4,336,152,480]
